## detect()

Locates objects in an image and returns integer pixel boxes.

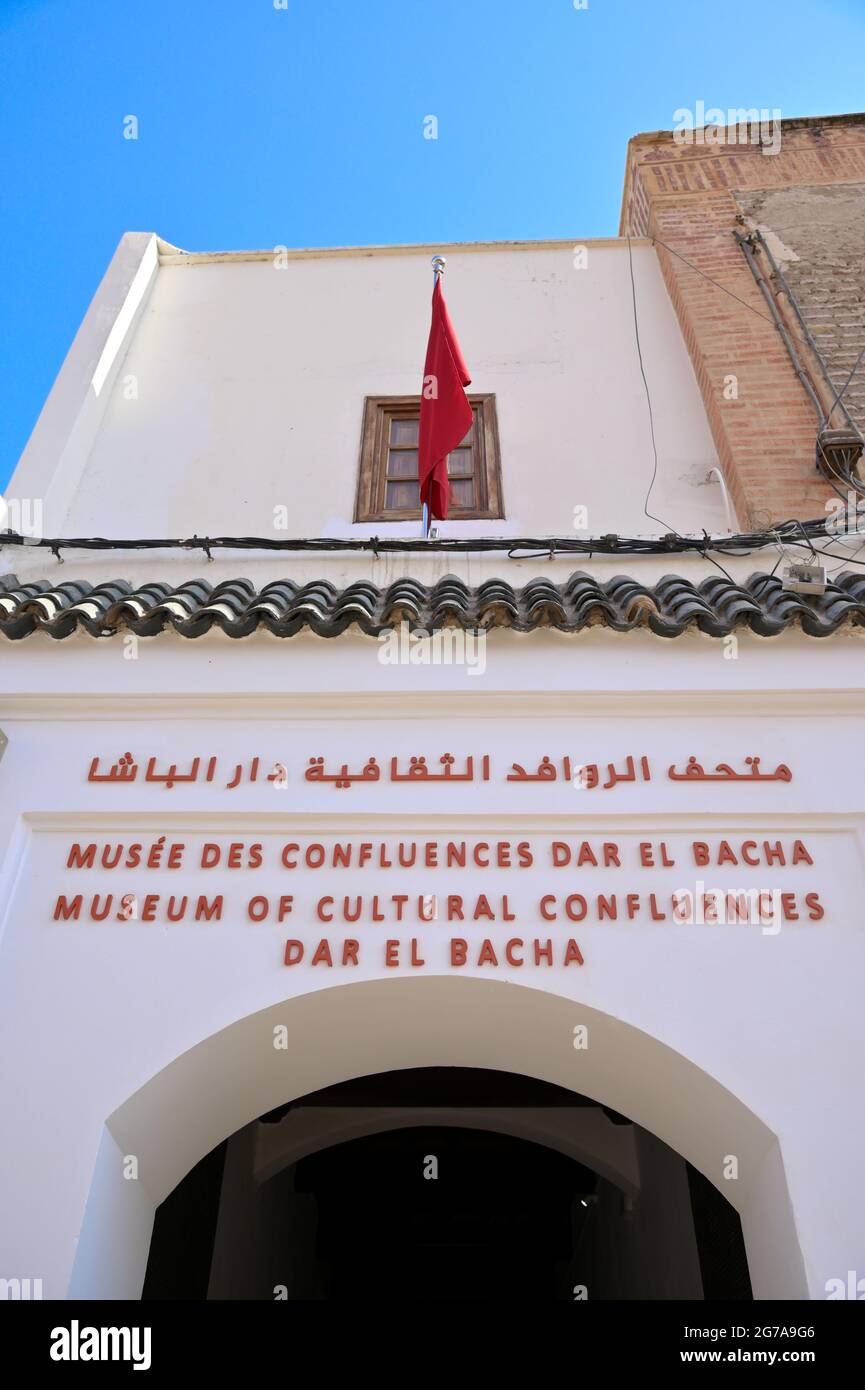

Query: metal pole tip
[431,256,446,275]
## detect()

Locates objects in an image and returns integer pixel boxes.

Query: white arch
[252,1104,642,1196]
[69,976,807,1300]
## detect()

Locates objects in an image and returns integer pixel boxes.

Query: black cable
[822,339,865,426]
[627,236,675,533]
[652,235,778,328]
[0,517,840,561]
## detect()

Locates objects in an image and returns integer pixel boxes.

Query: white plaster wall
[2,231,863,1305]
[6,238,725,543]
[0,637,863,1299]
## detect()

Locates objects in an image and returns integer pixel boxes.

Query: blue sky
[2,0,864,492]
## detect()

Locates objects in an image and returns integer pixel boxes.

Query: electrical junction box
[782,562,827,595]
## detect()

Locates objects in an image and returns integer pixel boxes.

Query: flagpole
[422,256,447,538]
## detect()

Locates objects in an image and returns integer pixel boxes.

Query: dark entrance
[142,1068,752,1301]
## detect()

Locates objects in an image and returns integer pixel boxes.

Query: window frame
[354,393,503,523]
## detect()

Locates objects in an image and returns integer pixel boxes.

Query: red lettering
[505,939,524,966]
[66,844,96,869]
[54,894,83,921]
[311,939,333,967]
[477,939,498,966]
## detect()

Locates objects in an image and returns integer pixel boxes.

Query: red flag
[418,278,472,520]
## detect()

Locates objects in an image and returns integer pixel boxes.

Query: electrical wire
[0,517,846,561]
[626,235,676,533]
[823,339,865,426]
[651,235,779,329]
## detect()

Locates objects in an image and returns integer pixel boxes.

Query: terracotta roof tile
[1,570,864,641]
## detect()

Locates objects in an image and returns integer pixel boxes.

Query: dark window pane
[387,449,418,478]
[449,478,475,507]
[458,420,475,447]
[386,480,421,510]
[390,418,419,445]
[447,448,473,477]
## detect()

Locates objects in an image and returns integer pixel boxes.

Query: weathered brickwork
[620,116,865,526]
[736,182,865,435]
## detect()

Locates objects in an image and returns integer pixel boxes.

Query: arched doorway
[142,1068,752,1300]
[69,977,807,1299]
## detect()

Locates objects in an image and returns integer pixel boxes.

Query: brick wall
[620,116,865,526]
[736,182,865,436]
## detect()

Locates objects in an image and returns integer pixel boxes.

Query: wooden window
[355,394,503,522]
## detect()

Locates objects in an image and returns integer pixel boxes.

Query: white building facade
[1,228,864,1301]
